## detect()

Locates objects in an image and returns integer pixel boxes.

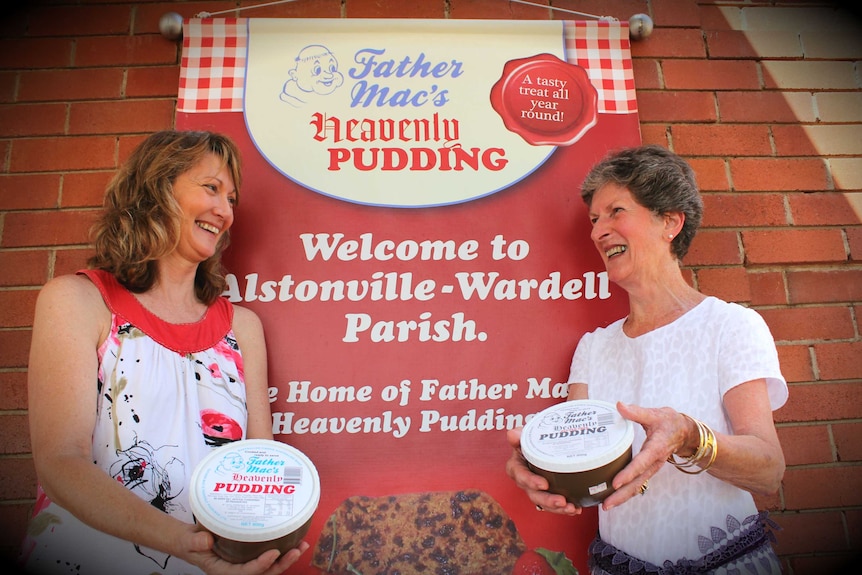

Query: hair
[580,145,703,260]
[88,130,243,305]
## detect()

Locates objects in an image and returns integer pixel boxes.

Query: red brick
[743,229,846,265]
[54,248,95,277]
[698,5,737,31]
[636,91,716,122]
[69,100,175,135]
[557,0,652,23]
[18,68,124,102]
[704,30,760,59]
[632,58,661,90]
[789,193,861,226]
[62,171,113,208]
[0,38,73,69]
[0,103,66,137]
[702,193,787,227]
[688,158,728,192]
[790,553,862,575]
[783,466,862,509]
[257,0,341,18]
[75,35,178,67]
[0,4,28,37]
[126,66,182,98]
[778,382,862,422]
[777,425,834,466]
[788,270,862,304]
[0,504,31,563]
[0,368,27,413]
[662,60,760,90]
[775,345,813,384]
[814,342,862,381]
[143,1,340,26]
[0,290,38,328]
[695,266,750,302]
[849,228,862,262]
[0,71,17,103]
[748,271,788,306]
[0,330,29,369]
[771,126,823,157]
[848,509,862,550]
[2,210,100,248]
[0,458,36,500]
[0,414,30,454]
[731,158,830,192]
[10,137,116,172]
[118,134,152,164]
[0,174,60,210]
[771,511,847,555]
[717,91,810,123]
[450,0,551,19]
[651,0,701,27]
[758,306,854,342]
[631,28,706,58]
[0,371,27,411]
[348,0,446,17]
[28,4,131,36]
[686,230,742,266]
[672,124,772,156]
[638,124,668,147]
[0,251,49,287]
[833,422,862,462]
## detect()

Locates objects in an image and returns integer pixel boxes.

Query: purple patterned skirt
[588,512,782,575]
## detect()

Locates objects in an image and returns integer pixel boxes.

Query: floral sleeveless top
[20,269,249,575]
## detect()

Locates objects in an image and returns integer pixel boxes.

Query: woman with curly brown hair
[21,131,307,575]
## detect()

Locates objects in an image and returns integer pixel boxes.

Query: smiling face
[588,183,675,290]
[170,153,237,266]
[293,47,344,95]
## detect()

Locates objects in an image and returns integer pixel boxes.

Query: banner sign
[178,18,640,574]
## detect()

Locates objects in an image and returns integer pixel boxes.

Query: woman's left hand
[179,525,310,575]
[600,402,690,511]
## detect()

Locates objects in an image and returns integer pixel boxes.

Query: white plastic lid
[189,439,320,542]
[520,399,634,473]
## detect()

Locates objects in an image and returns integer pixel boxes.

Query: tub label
[522,401,632,468]
[195,445,318,532]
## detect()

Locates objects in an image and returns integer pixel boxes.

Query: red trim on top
[78,269,233,355]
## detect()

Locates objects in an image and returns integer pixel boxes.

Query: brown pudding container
[189,439,320,563]
[520,399,634,507]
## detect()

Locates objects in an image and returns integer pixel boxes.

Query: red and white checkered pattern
[178,18,248,113]
[564,20,637,114]
[178,18,636,115]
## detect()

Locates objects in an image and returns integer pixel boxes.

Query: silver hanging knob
[159,12,183,40]
[628,13,654,40]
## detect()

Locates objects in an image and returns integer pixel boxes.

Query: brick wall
[1,1,860,573]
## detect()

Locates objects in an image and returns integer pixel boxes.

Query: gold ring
[638,480,649,495]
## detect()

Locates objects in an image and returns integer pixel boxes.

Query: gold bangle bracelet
[674,427,716,474]
[667,415,718,474]
[667,414,705,467]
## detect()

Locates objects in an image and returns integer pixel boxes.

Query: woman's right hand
[179,525,309,575]
[505,428,582,516]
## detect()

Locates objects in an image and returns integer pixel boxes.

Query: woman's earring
[668,234,674,239]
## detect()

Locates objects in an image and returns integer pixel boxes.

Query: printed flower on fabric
[200,409,243,446]
[214,333,244,380]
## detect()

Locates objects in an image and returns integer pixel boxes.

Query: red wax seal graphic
[490,53,598,146]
